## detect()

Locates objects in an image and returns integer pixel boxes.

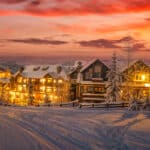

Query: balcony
[92,77,103,81]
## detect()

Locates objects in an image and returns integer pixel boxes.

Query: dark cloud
[29,0,43,6]
[6,38,68,45]
[115,36,136,43]
[145,18,150,21]
[0,0,26,4]
[77,39,121,49]
[77,36,150,52]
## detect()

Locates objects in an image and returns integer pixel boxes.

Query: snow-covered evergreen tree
[106,53,121,103]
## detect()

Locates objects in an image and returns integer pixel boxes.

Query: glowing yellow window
[40,78,46,84]
[141,74,146,81]
[58,79,63,83]
[46,87,52,92]
[17,77,22,83]
[18,85,23,91]
[47,78,52,83]
[53,80,56,83]
[40,86,45,92]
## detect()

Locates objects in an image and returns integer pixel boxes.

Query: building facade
[0,66,11,103]
[69,59,109,103]
[0,59,149,106]
[121,60,150,101]
[0,65,70,106]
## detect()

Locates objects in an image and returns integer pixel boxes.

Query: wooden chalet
[69,59,109,103]
[121,60,150,101]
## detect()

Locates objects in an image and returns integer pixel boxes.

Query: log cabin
[121,60,150,101]
[69,59,109,103]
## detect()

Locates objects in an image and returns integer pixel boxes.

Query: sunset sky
[0,0,150,64]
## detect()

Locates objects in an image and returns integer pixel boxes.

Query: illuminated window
[40,86,45,92]
[54,96,58,99]
[32,79,35,82]
[18,85,22,91]
[141,75,146,81]
[47,78,52,83]
[40,78,46,84]
[23,79,27,83]
[0,73,5,78]
[134,73,149,81]
[46,87,52,92]
[17,77,22,83]
[53,87,57,92]
[58,79,63,83]
[50,95,53,100]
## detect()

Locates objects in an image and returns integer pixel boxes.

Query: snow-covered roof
[121,60,150,73]
[20,65,68,80]
[0,66,6,72]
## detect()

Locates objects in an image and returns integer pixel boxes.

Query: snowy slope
[0,107,149,150]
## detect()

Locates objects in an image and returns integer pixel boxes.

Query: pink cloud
[0,0,150,16]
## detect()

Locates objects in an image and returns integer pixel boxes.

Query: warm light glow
[47,78,52,83]
[144,83,150,87]
[53,88,56,92]
[17,77,22,83]
[40,78,46,83]
[0,69,69,105]
[23,84,26,88]
[58,79,63,83]
[40,86,45,91]
[18,85,22,91]
[23,79,27,83]
[46,87,52,92]
[54,96,58,99]
[50,95,53,99]
[141,74,146,81]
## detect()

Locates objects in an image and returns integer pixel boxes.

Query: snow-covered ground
[0,106,150,150]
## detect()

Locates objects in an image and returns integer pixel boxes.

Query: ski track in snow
[0,106,150,150]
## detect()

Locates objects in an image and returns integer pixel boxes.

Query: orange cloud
[95,21,150,34]
[54,20,150,34]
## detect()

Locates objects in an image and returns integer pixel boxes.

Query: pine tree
[106,53,121,103]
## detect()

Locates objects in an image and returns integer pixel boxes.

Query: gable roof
[122,60,150,74]
[80,59,108,72]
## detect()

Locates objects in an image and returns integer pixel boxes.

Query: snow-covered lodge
[0,59,149,106]
[0,65,70,106]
